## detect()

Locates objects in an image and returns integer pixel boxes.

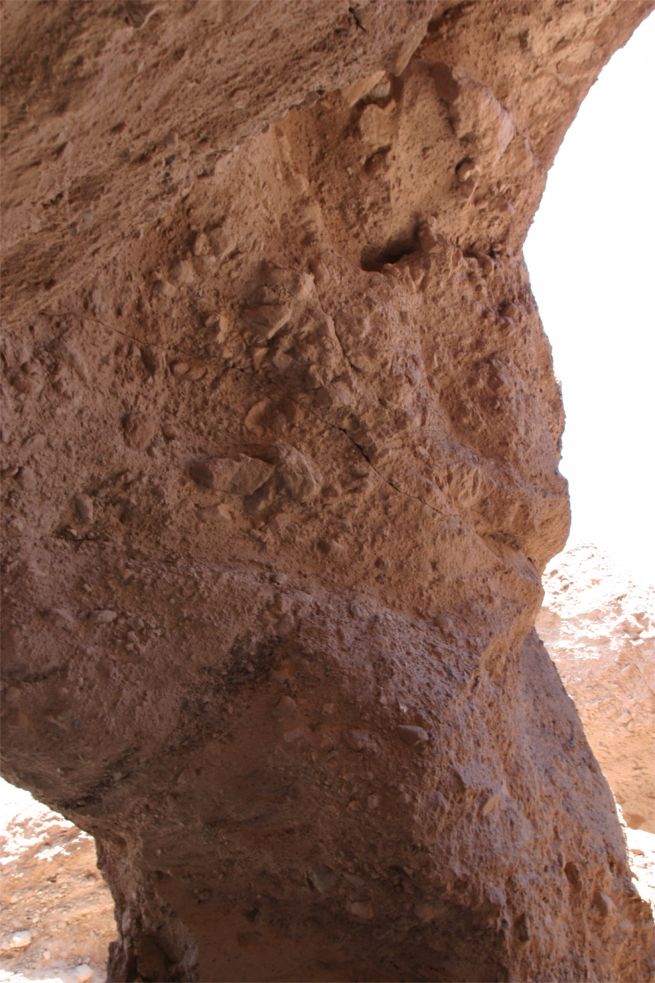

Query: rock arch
[1,2,654,979]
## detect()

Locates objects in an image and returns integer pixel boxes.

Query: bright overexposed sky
[525,13,655,584]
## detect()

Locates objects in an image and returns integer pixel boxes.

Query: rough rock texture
[4,537,655,982]
[2,1,655,980]
[0,781,114,983]
[538,543,655,834]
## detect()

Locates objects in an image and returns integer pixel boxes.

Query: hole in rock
[360,224,420,271]
[526,13,655,897]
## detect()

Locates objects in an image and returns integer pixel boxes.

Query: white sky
[524,13,655,585]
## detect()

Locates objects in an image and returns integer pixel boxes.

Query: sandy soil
[538,540,654,832]
[0,783,114,983]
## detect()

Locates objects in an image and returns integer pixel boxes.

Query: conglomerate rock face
[1,1,654,980]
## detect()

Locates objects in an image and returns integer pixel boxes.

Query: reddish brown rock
[1,1,654,981]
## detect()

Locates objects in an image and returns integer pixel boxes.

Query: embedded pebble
[243,303,290,341]
[188,456,273,495]
[71,965,94,983]
[345,729,371,751]
[397,724,429,745]
[122,412,157,451]
[368,76,392,102]
[1,930,32,951]
[418,216,444,253]
[74,493,94,523]
[594,891,617,917]
[45,607,77,627]
[308,866,338,894]
[482,793,500,817]
[187,363,207,381]
[22,432,47,454]
[192,231,211,256]
[273,695,298,718]
[475,253,494,276]
[17,465,36,490]
[456,157,478,182]
[193,255,217,276]
[499,300,518,320]
[90,609,118,624]
[415,902,438,923]
[346,900,374,920]
[169,259,195,285]
[153,277,177,298]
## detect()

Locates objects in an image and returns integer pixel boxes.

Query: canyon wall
[2,1,654,980]
[0,782,115,982]
[538,544,655,835]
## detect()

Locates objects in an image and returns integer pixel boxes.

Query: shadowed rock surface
[2,1,654,980]
[3,537,655,982]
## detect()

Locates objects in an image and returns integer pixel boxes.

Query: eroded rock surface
[2,1,654,980]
